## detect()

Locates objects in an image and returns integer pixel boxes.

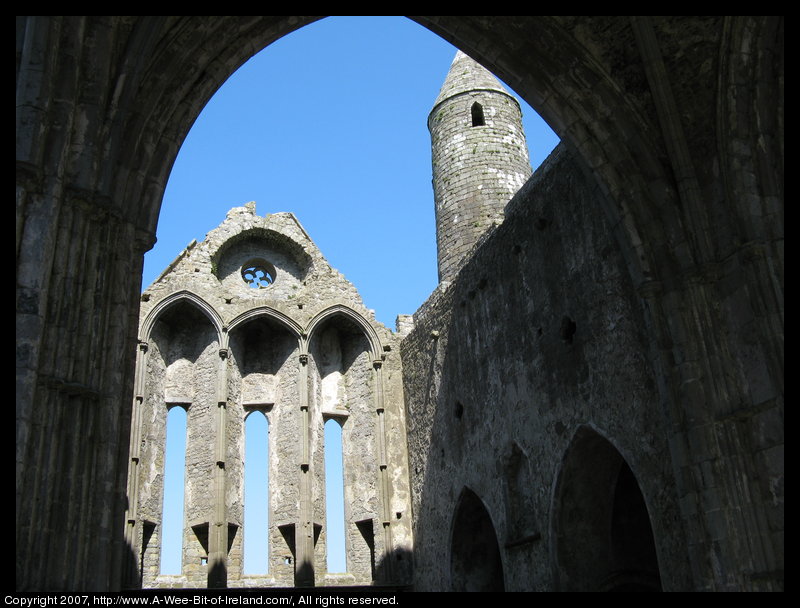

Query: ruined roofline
[152,239,198,287]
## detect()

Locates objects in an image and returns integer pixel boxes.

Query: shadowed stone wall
[16,17,782,591]
[404,145,700,591]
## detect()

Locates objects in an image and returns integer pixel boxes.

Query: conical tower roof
[431,51,514,111]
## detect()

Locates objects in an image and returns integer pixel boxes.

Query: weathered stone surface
[429,52,531,282]
[16,17,783,592]
[126,205,412,588]
[403,145,687,590]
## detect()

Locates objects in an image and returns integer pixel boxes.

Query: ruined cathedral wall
[401,144,689,591]
[377,339,413,579]
[181,339,221,586]
[136,314,221,588]
[225,341,245,580]
[226,325,300,586]
[130,204,413,588]
[338,341,379,581]
[308,326,384,584]
[307,324,413,584]
[135,334,170,585]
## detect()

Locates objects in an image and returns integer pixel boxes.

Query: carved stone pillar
[296,350,314,586]
[373,358,393,582]
[208,346,229,588]
[123,340,150,587]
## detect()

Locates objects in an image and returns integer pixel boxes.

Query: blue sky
[154,16,559,578]
[143,16,559,331]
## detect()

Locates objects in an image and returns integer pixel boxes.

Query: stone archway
[450,487,505,592]
[553,426,662,592]
[16,17,784,591]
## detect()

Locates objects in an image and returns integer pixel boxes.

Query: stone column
[123,340,150,587]
[296,351,314,586]
[640,270,783,591]
[373,358,393,582]
[16,188,148,590]
[208,346,229,588]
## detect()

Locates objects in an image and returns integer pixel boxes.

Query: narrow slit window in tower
[471,102,485,127]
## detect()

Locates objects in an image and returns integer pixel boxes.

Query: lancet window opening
[324,417,347,573]
[243,410,270,574]
[160,404,188,575]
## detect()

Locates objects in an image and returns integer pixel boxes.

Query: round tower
[428,51,532,283]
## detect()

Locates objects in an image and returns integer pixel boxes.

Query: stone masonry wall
[401,144,692,591]
[136,307,221,588]
[127,204,413,589]
[226,320,300,586]
[429,60,531,283]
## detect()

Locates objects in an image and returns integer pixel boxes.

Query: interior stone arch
[552,426,662,592]
[136,300,220,588]
[109,17,674,287]
[213,229,313,299]
[226,314,301,585]
[308,314,378,584]
[15,17,783,592]
[450,487,505,592]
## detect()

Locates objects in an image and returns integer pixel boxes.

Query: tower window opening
[471,102,485,127]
